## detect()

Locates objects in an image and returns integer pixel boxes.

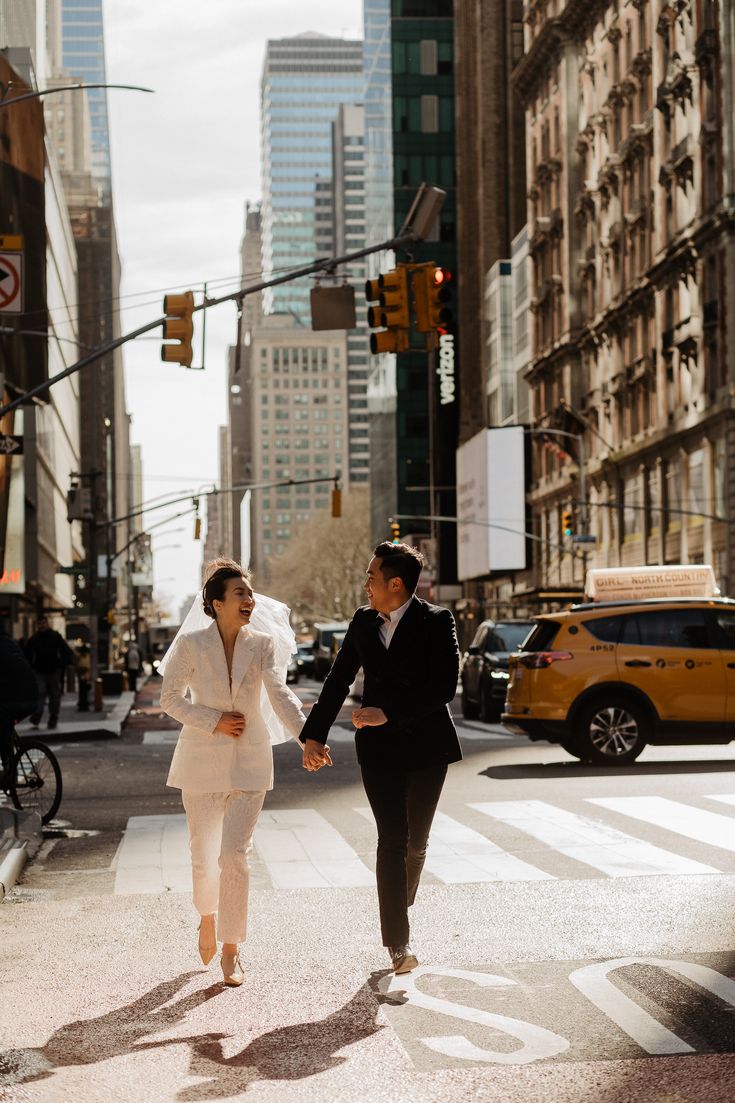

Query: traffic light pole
[0,230,424,421]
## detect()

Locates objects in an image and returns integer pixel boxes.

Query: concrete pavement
[2,677,735,1101]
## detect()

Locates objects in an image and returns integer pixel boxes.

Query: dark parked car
[460,619,534,721]
[296,643,315,679]
[312,621,349,680]
[286,654,300,684]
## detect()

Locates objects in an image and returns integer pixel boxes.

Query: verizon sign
[456,426,526,580]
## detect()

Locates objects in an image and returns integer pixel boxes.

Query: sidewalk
[15,686,138,740]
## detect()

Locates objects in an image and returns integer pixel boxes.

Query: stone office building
[512,0,735,596]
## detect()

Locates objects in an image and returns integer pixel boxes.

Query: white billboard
[456,426,526,580]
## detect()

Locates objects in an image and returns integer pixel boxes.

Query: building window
[420,95,439,134]
[420,40,438,75]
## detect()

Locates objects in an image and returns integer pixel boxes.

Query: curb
[0,841,28,902]
[0,806,42,902]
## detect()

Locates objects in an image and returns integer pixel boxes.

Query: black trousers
[360,759,448,947]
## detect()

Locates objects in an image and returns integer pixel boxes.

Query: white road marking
[706,793,735,809]
[142,730,179,745]
[254,809,374,889]
[588,796,735,853]
[355,807,553,883]
[114,809,374,894]
[114,814,191,895]
[471,800,719,878]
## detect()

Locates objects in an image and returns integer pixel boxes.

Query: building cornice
[513,0,611,99]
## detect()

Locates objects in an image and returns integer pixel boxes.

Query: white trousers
[181,789,266,945]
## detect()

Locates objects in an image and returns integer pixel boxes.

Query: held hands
[302,738,333,772]
[352,707,387,729]
[215,711,246,738]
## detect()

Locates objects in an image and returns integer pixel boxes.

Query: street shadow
[481,759,735,780]
[0,972,226,1091]
[179,980,385,1100]
[0,974,385,1099]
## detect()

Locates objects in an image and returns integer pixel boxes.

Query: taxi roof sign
[586,565,719,602]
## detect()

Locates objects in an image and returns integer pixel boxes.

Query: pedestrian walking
[25,616,74,730]
[300,541,461,975]
[159,558,312,987]
[75,644,92,712]
[124,640,142,693]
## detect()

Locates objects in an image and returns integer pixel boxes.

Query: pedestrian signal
[161,291,194,367]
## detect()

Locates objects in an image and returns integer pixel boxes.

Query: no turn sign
[0,250,23,313]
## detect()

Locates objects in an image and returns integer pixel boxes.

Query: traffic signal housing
[390,521,401,544]
[365,268,410,354]
[161,291,194,367]
[562,508,574,537]
[331,486,342,518]
[412,265,453,333]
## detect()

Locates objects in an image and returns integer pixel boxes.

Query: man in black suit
[301,541,461,974]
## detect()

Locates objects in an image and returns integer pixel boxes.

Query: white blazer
[160,622,305,793]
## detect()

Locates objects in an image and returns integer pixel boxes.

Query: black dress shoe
[388,945,418,974]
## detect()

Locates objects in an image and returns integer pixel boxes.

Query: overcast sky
[105,0,363,618]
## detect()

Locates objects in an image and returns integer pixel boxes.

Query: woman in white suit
[160,560,327,986]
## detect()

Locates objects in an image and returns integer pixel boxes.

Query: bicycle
[1,725,62,825]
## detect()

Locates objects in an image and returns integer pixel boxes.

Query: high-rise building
[259,32,362,322]
[239,317,349,575]
[332,103,370,483]
[363,0,397,542]
[454,1,526,446]
[51,0,111,192]
[377,1,459,598]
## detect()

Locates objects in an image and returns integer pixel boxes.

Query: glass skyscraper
[58,0,111,189]
[260,33,362,322]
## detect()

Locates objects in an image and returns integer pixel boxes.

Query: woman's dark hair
[202,558,250,619]
[373,541,424,594]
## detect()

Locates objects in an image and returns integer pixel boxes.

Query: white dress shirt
[378,597,413,649]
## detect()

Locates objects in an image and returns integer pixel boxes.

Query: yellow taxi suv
[502,597,735,765]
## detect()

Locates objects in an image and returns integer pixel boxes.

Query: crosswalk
[112,792,735,896]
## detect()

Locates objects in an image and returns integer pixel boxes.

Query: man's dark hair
[202,558,250,619]
[373,541,424,594]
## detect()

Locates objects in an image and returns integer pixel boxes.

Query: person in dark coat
[0,633,39,781]
[300,541,462,975]
[25,616,74,730]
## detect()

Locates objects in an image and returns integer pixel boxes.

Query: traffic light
[390,521,401,544]
[331,486,342,518]
[412,265,453,333]
[562,508,574,537]
[365,268,410,354]
[161,291,194,367]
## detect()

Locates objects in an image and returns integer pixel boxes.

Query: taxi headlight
[490,670,509,679]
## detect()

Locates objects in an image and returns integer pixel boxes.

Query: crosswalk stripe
[587,797,735,854]
[254,809,374,889]
[706,794,735,809]
[470,800,719,878]
[354,807,554,883]
[114,814,191,895]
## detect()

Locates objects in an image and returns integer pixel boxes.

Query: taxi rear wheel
[575,698,648,765]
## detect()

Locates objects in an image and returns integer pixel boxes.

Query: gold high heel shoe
[221,950,244,987]
[198,917,217,965]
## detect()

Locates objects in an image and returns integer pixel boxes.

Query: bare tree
[257,488,372,627]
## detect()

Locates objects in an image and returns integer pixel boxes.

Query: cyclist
[0,631,39,784]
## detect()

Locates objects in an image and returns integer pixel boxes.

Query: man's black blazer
[300,597,462,768]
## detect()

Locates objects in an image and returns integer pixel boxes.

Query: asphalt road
[2,676,735,1102]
